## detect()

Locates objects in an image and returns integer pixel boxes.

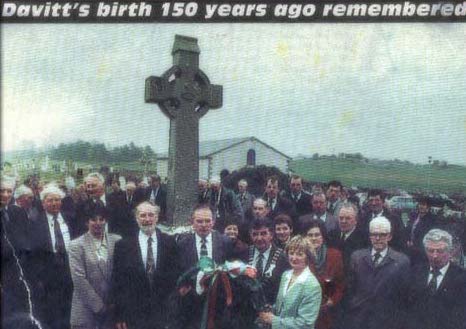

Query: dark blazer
[236,191,255,216]
[327,228,369,271]
[176,230,233,273]
[27,211,75,329]
[406,212,440,265]
[344,248,410,329]
[310,247,345,329]
[242,244,290,304]
[209,187,244,230]
[406,263,466,329]
[281,190,312,217]
[111,229,179,329]
[359,209,407,252]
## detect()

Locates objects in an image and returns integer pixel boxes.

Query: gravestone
[145,35,223,226]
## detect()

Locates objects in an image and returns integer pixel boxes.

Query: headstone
[145,35,223,225]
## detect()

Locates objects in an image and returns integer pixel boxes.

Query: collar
[196,232,212,243]
[255,245,272,259]
[46,212,62,222]
[284,267,312,284]
[343,227,356,238]
[139,229,156,241]
[371,247,388,259]
[100,194,106,206]
[430,262,450,276]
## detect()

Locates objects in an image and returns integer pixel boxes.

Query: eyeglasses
[370,233,389,238]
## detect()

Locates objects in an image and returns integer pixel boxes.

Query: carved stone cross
[145,35,223,226]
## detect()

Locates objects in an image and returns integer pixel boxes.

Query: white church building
[155,137,291,180]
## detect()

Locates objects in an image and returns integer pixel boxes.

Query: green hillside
[290,158,466,194]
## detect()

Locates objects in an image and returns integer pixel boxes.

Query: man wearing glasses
[342,216,410,329]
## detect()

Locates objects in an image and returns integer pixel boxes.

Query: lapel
[211,231,218,263]
[131,235,146,275]
[435,263,455,295]
[191,233,199,264]
[155,229,162,270]
[40,212,54,252]
[84,232,106,278]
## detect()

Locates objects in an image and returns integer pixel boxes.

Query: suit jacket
[27,210,75,329]
[359,208,407,252]
[243,244,290,304]
[111,229,179,329]
[209,187,244,229]
[309,247,345,329]
[327,228,369,271]
[406,212,440,265]
[236,191,255,216]
[281,190,312,217]
[263,195,297,220]
[272,267,322,329]
[406,263,466,329]
[69,232,121,328]
[298,212,338,234]
[176,230,233,273]
[344,248,410,329]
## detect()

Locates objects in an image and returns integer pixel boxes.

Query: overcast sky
[2,24,466,165]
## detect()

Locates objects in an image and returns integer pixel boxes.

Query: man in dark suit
[111,201,179,329]
[326,180,343,217]
[359,189,407,252]
[198,178,210,204]
[108,181,139,238]
[134,175,167,222]
[1,178,32,326]
[406,197,441,266]
[406,229,466,329]
[343,216,411,329]
[208,176,243,232]
[281,175,312,217]
[262,176,296,222]
[299,192,338,233]
[328,203,369,271]
[27,183,76,329]
[242,217,289,304]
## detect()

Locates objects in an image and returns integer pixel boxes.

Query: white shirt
[371,247,388,265]
[138,230,158,269]
[99,194,107,206]
[195,232,213,259]
[428,262,450,289]
[314,212,327,222]
[46,212,70,253]
[253,246,272,273]
[342,227,356,240]
[150,187,159,203]
[92,234,108,261]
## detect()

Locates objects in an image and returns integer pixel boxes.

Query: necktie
[256,253,265,277]
[428,269,441,295]
[200,237,208,257]
[373,252,382,266]
[53,214,65,254]
[146,237,155,281]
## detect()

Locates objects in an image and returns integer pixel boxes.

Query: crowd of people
[1,172,466,329]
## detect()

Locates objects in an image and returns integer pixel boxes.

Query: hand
[244,266,257,279]
[178,285,192,296]
[115,322,127,329]
[258,311,274,325]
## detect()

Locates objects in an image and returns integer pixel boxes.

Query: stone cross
[145,35,223,226]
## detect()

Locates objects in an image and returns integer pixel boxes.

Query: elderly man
[28,183,76,329]
[236,179,255,215]
[328,203,369,270]
[208,176,243,231]
[133,175,167,220]
[298,192,338,233]
[406,229,466,329]
[343,216,410,329]
[359,189,407,252]
[14,185,38,220]
[112,202,178,329]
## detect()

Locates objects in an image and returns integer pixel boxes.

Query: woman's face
[288,248,308,271]
[88,216,106,238]
[306,227,324,249]
[275,223,292,243]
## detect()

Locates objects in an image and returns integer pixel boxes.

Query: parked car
[387,195,417,212]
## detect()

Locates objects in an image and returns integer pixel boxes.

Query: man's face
[418,202,429,216]
[312,195,327,215]
[16,194,34,209]
[192,208,214,238]
[126,185,136,196]
[210,182,220,192]
[43,193,62,215]
[369,195,384,214]
[290,178,302,194]
[326,185,341,203]
[224,224,239,241]
[198,180,208,192]
[87,216,106,238]
[0,187,14,207]
[151,178,160,189]
[275,223,292,243]
[111,182,120,192]
[250,227,273,252]
[253,201,269,219]
[338,207,357,233]
[136,203,158,235]
[265,180,279,199]
[85,177,104,198]
[370,229,392,252]
[425,241,451,269]
[238,182,247,194]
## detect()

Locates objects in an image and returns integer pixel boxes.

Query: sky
[2,24,466,165]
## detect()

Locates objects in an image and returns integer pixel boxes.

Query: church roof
[157,137,291,159]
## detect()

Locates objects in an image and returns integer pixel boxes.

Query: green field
[290,158,466,194]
